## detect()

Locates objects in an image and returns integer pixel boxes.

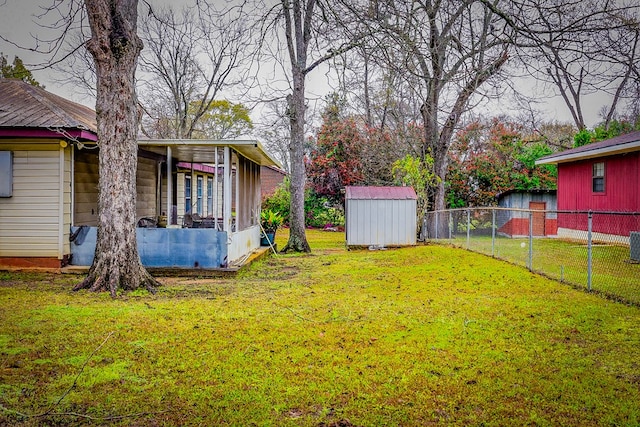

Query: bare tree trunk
[283,79,311,252]
[280,0,313,253]
[74,0,158,296]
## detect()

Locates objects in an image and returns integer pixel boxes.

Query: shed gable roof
[346,186,417,200]
[536,130,640,165]
[0,79,97,132]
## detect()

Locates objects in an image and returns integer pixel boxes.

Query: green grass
[1,229,639,426]
[441,234,640,305]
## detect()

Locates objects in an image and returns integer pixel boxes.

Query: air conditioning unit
[631,232,640,262]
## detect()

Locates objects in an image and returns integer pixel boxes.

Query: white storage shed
[345,186,417,248]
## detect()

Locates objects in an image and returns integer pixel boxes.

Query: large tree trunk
[74,0,159,297]
[282,69,311,253]
[280,0,312,253]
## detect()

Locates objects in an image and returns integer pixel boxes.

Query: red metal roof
[345,186,417,200]
[0,79,97,133]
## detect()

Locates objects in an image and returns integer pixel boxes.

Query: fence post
[435,212,439,240]
[528,211,533,270]
[587,211,593,291]
[467,209,471,248]
[491,209,496,257]
[449,210,452,240]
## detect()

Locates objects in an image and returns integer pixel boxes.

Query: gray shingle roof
[0,79,96,132]
[536,130,640,165]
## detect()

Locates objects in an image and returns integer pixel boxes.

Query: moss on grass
[0,230,639,426]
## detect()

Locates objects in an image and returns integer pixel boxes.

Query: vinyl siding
[74,149,99,226]
[136,157,157,220]
[75,150,159,225]
[0,146,62,257]
[62,148,71,255]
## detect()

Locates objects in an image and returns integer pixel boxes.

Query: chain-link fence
[424,208,640,306]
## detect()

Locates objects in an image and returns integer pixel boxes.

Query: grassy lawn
[441,234,640,305]
[1,229,639,426]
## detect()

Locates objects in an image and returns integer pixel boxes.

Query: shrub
[262,179,345,228]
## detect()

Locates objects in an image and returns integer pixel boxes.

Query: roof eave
[137,139,282,168]
[0,127,98,142]
[536,140,640,165]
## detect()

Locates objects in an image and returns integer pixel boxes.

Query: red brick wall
[261,166,287,199]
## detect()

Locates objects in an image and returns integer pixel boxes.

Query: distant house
[345,186,417,247]
[536,131,640,241]
[0,79,280,270]
[260,165,287,200]
[496,189,558,237]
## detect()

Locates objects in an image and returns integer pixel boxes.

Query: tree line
[2,0,638,294]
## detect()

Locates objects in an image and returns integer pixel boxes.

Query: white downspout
[166,146,172,225]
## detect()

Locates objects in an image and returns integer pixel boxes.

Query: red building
[536,131,640,240]
[496,189,558,237]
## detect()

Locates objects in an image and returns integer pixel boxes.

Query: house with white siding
[0,79,279,270]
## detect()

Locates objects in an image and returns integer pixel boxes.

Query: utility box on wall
[631,232,640,262]
[0,151,12,197]
[345,186,417,248]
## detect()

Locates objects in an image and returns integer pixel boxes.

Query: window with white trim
[185,175,192,213]
[196,175,203,214]
[592,162,605,193]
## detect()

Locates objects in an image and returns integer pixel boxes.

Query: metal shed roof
[0,79,97,132]
[345,186,417,200]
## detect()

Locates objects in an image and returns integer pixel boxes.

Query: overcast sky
[0,0,614,129]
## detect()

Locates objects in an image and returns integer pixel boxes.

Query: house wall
[558,152,639,211]
[346,198,417,247]
[0,140,71,264]
[557,152,640,236]
[261,166,286,199]
[137,157,157,220]
[74,149,158,226]
[74,149,98,225]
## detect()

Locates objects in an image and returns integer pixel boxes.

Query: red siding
[557,152,639,212]
[498,218,557,237]
[557,151,640,235]
[498,218,529,236]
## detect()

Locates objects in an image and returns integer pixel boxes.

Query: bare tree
[256,99,292,173]
[258,0,363,252]
[484,0,640,131]
[358,1,510,230]
[74,0,158,296]
[138,3,252,139]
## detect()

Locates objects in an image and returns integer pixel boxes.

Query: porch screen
[236,155,260,231]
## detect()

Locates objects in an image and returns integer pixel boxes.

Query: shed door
[529,201,546,236]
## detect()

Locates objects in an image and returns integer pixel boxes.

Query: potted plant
[260,209,283,246]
